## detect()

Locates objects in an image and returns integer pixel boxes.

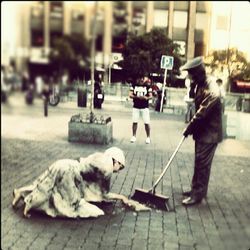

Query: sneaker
[145,137,151,144]
[130,136,136,143]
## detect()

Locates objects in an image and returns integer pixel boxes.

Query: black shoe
[182,196,202,206]
[182,190,192,196]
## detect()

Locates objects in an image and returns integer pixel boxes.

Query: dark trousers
[191,141,218,200]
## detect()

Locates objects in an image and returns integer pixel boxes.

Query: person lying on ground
[12,147,150,218]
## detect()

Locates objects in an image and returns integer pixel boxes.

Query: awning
[236,81,250,89]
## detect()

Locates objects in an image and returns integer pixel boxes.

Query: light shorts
[132,108,150,124]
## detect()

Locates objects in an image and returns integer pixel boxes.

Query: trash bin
[236,97,242,111]
[243,98,250,113]
[77,86,87,107]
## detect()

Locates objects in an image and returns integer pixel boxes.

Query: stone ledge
[68,120,113,145]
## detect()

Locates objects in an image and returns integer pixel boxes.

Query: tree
[49,34,90,80]
[49,37,75,77]
[119,28,182,80]
[205,48,250,91]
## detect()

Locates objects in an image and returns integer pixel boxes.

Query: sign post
[160,55,174,112]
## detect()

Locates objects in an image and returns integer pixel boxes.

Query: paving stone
[2,97,250,250]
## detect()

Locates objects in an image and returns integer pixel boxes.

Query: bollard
[44,98,48,117]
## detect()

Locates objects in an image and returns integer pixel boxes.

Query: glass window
[196,13,209,30]
[31,4,43,18]
[71,10,84,35]
[153,10,168,27]
[96,35,103,52]
[50,1,63,19]
[31,30,44,47]
[72,10,84,21]
[216,16,229,30]
[173,11,187,28]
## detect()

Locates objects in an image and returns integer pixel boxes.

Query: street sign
[159,55,174,112]
[160,55,174,70]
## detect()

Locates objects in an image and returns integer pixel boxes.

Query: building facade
[2,1,211,80]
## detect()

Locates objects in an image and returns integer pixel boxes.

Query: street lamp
[108,61,113,85]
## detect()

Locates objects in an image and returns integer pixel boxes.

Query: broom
[131,136,185,211]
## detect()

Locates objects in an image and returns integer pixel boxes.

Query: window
[173,11,187,29]
[30,2,44,47]
[71,10,84,35]
[216,16,229,30]
[112,36,125,53]
[72,10,84,21]
[153,10,168,27]
[50,1,63,19]
[96,35,103,52]
[31,30,44,47]
[196,13,209,30]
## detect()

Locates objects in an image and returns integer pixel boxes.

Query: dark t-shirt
[130,83,152,109]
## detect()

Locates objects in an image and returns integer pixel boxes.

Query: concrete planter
[68,113,113,145]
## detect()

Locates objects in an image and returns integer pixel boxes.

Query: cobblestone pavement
[1,94,250,250]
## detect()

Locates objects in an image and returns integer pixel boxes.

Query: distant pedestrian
[181,57,223,206]
[1,66,11,103]
[21,71,29,92]
[94,80,104,109]
[42,83,50,117]
[216,78,226,113]
[25,84,35,105]
[129,76,152,144]
[155,83,166,112]
[12,147,150,218]
[184,76,195,123]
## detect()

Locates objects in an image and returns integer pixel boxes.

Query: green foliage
[206,48,249,81]
[49,34,90,77]
[119,28,182,80]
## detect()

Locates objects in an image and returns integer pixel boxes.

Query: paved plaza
[1,93,250,250]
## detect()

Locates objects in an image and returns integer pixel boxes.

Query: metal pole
[160,69,168,112]
[151,136,185,191]
[90,1,98,115]
[226,2,233,93]
[108,63,112,84]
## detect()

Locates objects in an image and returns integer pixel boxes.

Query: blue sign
[160,55,174,70]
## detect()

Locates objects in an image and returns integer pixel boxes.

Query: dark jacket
[187,79,223,143]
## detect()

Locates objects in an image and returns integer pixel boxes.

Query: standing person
[129,76,152,144]
[181,57,223,206]
[216,78,226,114]
[184,76,195,123]
[21,71,29,92]
[94,80,104,109]
[42,82,51,117]
[35,75,44,97]
[12,147,150,218]
[1,66,10,103]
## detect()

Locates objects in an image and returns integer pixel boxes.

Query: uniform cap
[181,57,204,71]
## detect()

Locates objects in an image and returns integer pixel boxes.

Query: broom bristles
[131,188,170,211]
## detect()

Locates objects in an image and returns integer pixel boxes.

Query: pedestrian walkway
[1,93,250,250]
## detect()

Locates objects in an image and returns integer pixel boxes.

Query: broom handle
[151,136,185,192]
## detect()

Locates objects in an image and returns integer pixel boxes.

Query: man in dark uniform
[181,57,223,206]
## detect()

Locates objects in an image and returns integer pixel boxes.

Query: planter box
[68,114,113,144]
